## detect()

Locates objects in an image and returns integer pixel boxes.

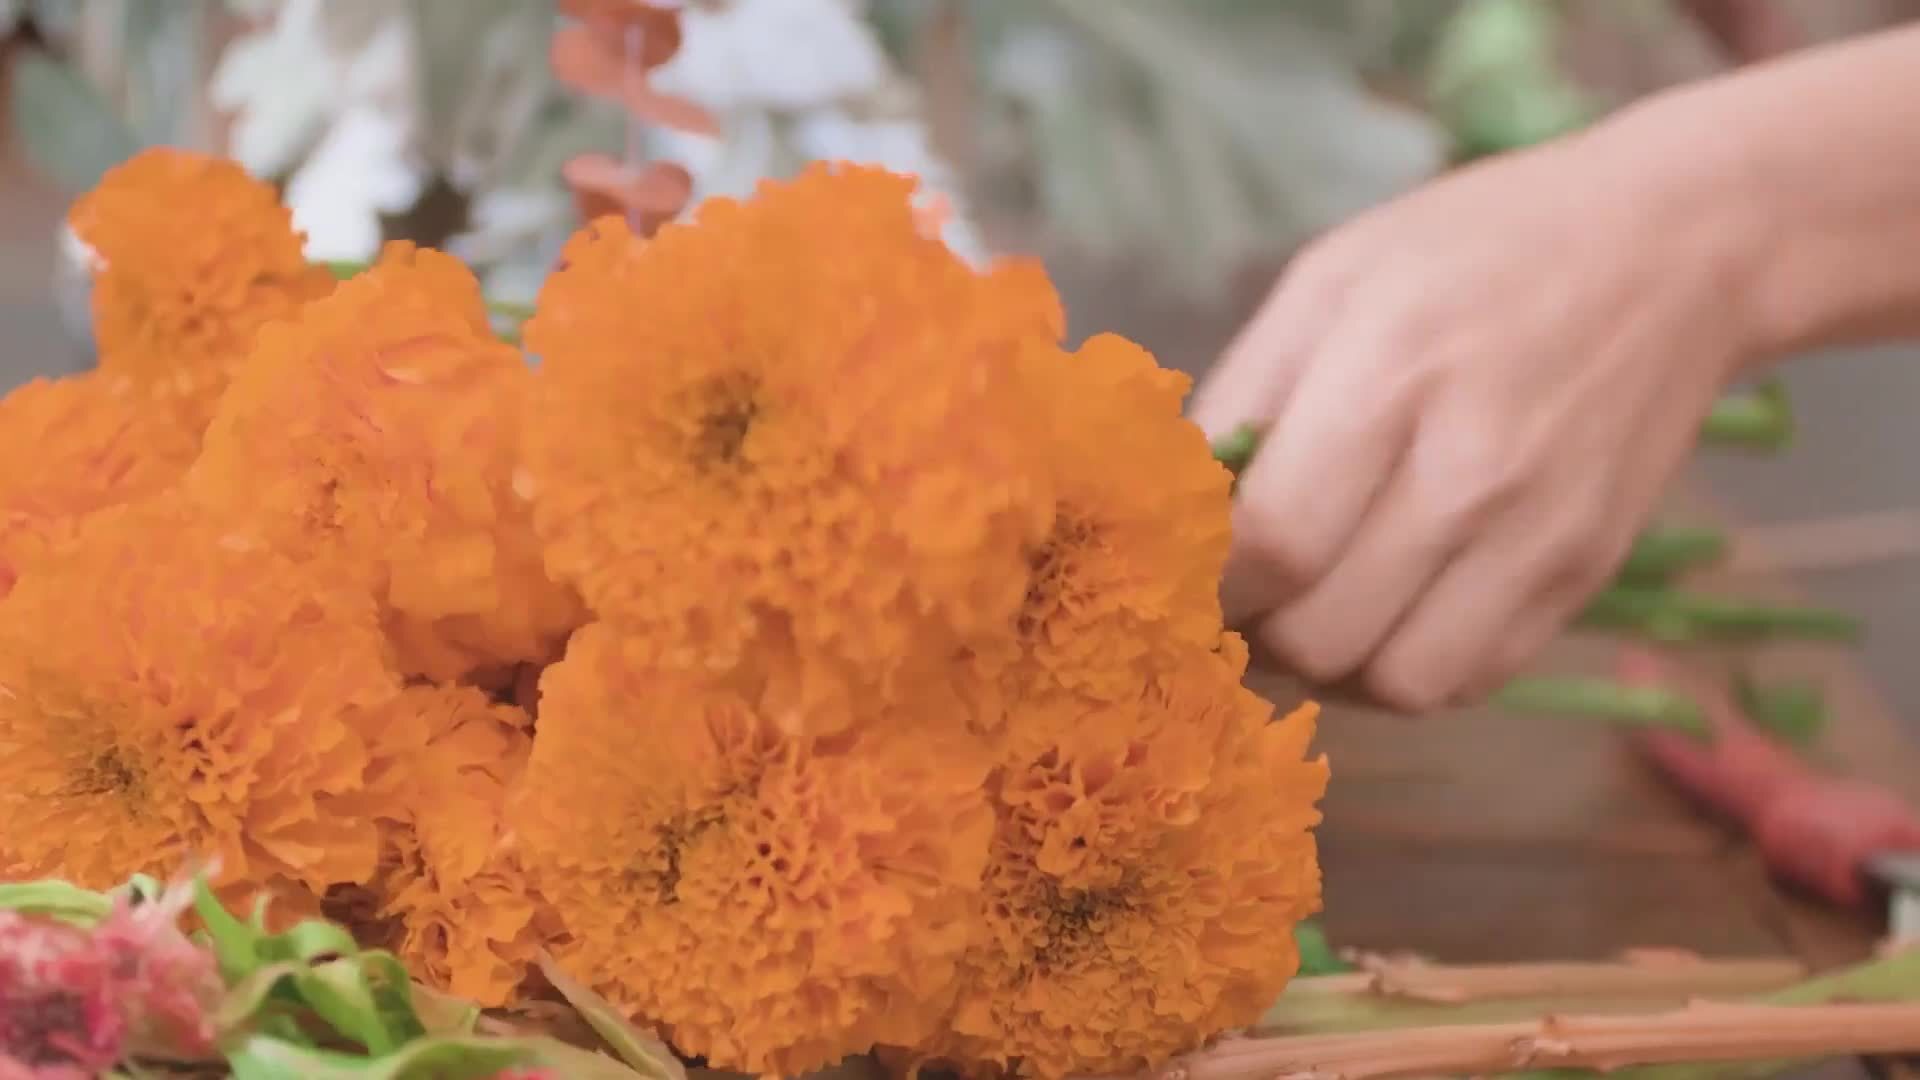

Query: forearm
[1586,24,1920,367]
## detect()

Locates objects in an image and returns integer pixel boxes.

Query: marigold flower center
[1020,509,1103,636]
[71,748,144,802]
[1031,877,1139,970]
[637,804,729,906]
[685,373,761,471]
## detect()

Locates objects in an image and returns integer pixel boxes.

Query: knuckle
[1414,470,1516,539]
[1544,501,1621,570]
[1236,508,1333,588]
[1266,620,1358,685]
[1411,435,1529,535]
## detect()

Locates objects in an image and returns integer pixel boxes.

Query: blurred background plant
[13,0,1879,316]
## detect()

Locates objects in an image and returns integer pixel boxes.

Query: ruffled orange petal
[523,164,1061,733]
[514,623,996,1075]
[931,637,1328,1079]
[0,372,198,597]
[68,148,335,432]
[187,242,583,680]
[0,498,402,902]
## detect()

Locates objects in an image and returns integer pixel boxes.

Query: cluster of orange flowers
[0,147,1327,1079]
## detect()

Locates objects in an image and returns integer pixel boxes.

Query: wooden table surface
[3,42,1915,982]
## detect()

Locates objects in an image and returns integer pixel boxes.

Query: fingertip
[1365,660,1454,715]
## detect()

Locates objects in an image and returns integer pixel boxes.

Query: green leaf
[264,918,363,965]
[193,879,268,983]
[293,958,404,1055]
[978,0,1443,297]
[405,982,483,1036]
[1426,0,1593,156]
[0,879,115,926]
[227,1028,656,1080]
[412,0,563,187]
[5,50,141,193]
[539,953,689,1080]
[214,962,309,1033]
[225,1031,535,1080]
[362,952,431,1044]
[120,0,216,149]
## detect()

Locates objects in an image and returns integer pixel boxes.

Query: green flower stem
[1577,586,1862,643]
[1615,524,1728,586]
[1293,921,1351,976]
[1701,380,1794,450]
[1491,675,1825,744]
[1490,676,1704,730]
[1212,424,1261,477]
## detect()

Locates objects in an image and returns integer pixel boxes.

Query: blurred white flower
[211,0,425,262]
[651,0,889,111]
[211,0,347,177]
[446,186,575,306]
[646,108,782,202]
[283,105,428,262]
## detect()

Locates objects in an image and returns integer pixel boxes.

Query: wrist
[1560,97,1779,382]
[1584,35,1920,369]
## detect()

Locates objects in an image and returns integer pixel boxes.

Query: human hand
[1191,129,1765,711]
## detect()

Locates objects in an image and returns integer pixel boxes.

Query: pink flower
[91,886,222,1057]
[0,911,126,1077]
[0,877,221,1076]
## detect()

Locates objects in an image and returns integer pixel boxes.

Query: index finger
[1218,314,1418,624]
[1187,271,1323,442]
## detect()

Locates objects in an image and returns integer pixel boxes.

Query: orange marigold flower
[522,164,1060,730]
[933,636,1328,1079]
[513,623,995,1076]
[995,333,1233,709]
[354,684,543,1005]
[0,498,402,900]
[187,242,583,680]
[68,148,335,431]
[0,372,198,597]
